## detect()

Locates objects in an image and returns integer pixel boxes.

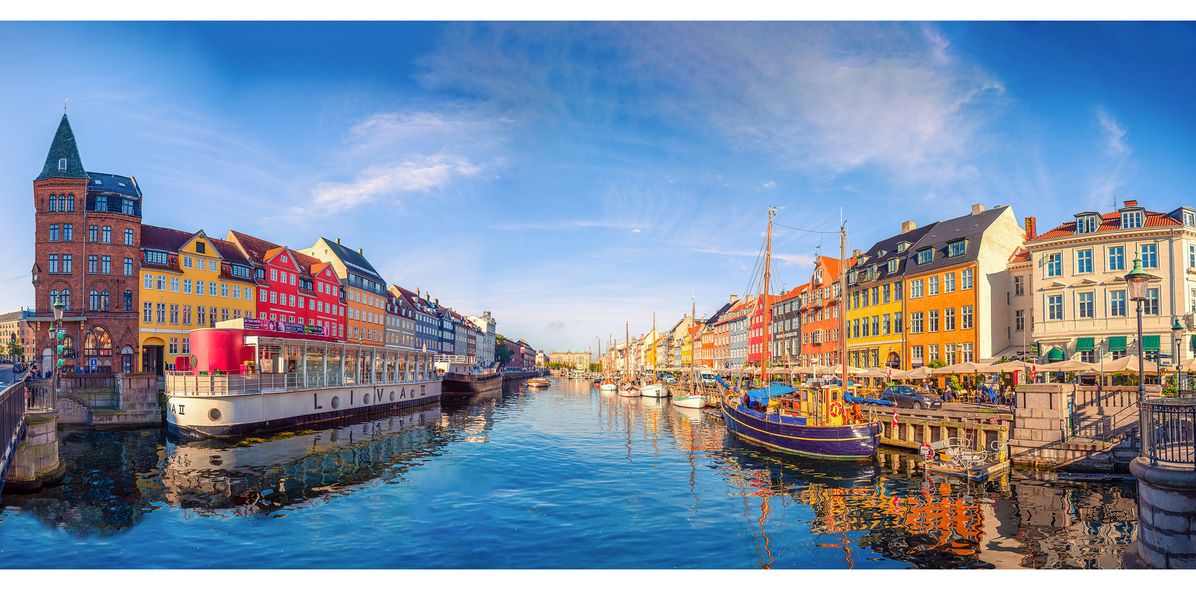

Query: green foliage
[927,358,946,369]
[588,363,601,372]
[496,345,514,365]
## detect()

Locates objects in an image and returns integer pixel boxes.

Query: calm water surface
[0,378,1136,568]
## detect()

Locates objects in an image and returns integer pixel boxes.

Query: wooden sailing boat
[618,321,640,396]
[641,312,668,398]
[720,206,881,461]
[673,294,705,408]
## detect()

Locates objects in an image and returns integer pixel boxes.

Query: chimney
[336,237,341,244]
[852,248,862,258]
[1124,199,1138,208]
[901,220,916,234]
[358,248,363,255]
[971,203,985,215]
[729,294,738,304]
[1025,216,1037,241]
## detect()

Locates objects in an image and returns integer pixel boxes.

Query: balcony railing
[1140,395,1196,468]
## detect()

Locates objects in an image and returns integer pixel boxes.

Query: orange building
[798,256,850,369]
[299,237,387,347]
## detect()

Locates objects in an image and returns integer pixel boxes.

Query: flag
[1030,364,1037,382]
[891,410,899,429]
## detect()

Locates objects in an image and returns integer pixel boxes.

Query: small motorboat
[640,383,668,398]
[671,391,705,408]
[527,377,550,389]
[918,438,1010,482]
[618,382,640,397]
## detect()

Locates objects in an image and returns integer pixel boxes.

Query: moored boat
[640,383,668,398]
[165,319,441,439]
[618,382,640,397]
[600,383,618,394]
[721,384,881,461]
[527,377,550,388]
[671,391,705,408]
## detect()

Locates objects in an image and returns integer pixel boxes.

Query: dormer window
[58,158,67,171]
[916,248,933,264]
[897,241,909,253]
[947,239,967,257]
[887,259,898,273]
[195,241,206,254]
[1075,215,1099,234]
[1184,211,1195,227]
[1122,210,1144,229]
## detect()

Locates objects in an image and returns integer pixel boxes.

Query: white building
[468,311,497,367]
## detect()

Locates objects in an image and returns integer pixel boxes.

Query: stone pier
[1125,457,1196,568]
[5,407,64,491]
[1009,383,1151,470]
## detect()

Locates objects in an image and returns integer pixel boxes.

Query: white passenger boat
[671,391,705,408]
[165,319,441,439]
[640,383,668,398]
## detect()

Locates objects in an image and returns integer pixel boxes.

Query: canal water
[0,378,1137,568]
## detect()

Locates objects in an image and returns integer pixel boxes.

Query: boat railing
[165,370,438,397]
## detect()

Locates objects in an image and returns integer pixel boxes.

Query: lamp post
[1173,317,1185,394]
[1125,256,1158,404]
[50,295,65,401]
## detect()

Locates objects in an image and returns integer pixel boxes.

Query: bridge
[0,379,60,492]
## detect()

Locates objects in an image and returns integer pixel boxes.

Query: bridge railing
[1,382,28,489]
[1140,395,1196,468]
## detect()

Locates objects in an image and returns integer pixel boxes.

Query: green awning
[1109,336,1127,352]
[1075,337,1095,352]
[1143,335,1161,352]
[1190,335,1196,351]
[1047,347,1065,362]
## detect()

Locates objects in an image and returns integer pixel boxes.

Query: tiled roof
[1035,209,1181,241]
[0,311,24,323]
[1008,247,1030,264]
[208,237,252,267]
[36,114,87,181]
[86,172,141,198]
[141,224,194,253]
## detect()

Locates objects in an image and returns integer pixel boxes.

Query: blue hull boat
[721,395,881,461]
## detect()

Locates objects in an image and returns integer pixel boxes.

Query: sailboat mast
[839,221,848,389]
[762,206,775,386]
[652,312,657,378]
[625,321,630,378]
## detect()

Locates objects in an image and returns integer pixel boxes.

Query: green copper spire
[35,114,88,182]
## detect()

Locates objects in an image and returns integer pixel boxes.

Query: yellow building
[845,220,935,370]
[139,226,258,374]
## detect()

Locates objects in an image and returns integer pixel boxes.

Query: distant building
[468,311,497,367]
[549,351,591,370]
[0,310,35,364]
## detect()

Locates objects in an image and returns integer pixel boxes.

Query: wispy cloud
[1086,107,1134,210]
[1097,108,1130,157]
[490,219,644,231]
[691,245,814,267]
[311,155,481,213]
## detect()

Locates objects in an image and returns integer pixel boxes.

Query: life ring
[829,401,843,418]
[919,442,935,461]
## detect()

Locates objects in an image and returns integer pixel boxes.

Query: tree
[927,358,946,369]
[496,344,514,366]
[588,363,601,372]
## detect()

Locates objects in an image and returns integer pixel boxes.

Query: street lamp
[50,295,65,399]
[1173,317,1185,393]
[1125,255,1158,404]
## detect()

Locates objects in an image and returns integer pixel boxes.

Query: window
[143,302,153,323]
[102,226,111,243]
[209,282,217,296]
[101,255,110,274]
[170,278,180,292]
[270,291,278,304]
[947,240,966,257]
[123,258,133,276]
[887,259,898,273]
[170,304,179,324]
[928,276,939,295]
[910,312,924,334]
[1110,290,1127,316]
[143,273,153,289]
[1047,294,1064,320]
[910,279,923,298]
[233,285,241,299]
[1045,252,1062,277]
[122,199,135,215]
[183,256,193,269]
[928,345,939,364]
[1146,288,1160,315]
[124,228,134,246]
[89,289,100,311]
[221,308,230,322]
[961,343,973,363]
[123,290,132,312]
[1186,211,1196,227]
[260,289,267,302]
[197,306,206,326]
[168,338,178,355]
[195,241,206,254]
[49,254,59,274]
[1141,244,1158,269]
[182,305,192,325]
[1014,276,1024,296]
[88,255,98,274]
[89,225,100,242]
[944,307,956,330]
[58,158,66,171]
[270,268,278,282]
[1122,210,1143,229]
[1076,215,1098,234]
[928,310,939,332]
[917,248,933,264]
[911,345,924,365]
[221,283,229,298]
[62,255,72,274]
[64,224,73,241]
[945,344,956,365]
[1015,309,1024,331]
[49,224,59,242]
[944,272,955,292]
[1078,292,1094,318]
[1076,249,1093,274]
[962,305,973,329]
[1189,244,1196,269]
[156,303,166,324]
[882,284,891,303]
[245,287,253,301]
[48,195,57,212]
[183,279,192,294]
[66,196,74,212]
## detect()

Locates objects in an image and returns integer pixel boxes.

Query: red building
[747,295,768,367]
[799,256,850,369]
[226,230,346,340]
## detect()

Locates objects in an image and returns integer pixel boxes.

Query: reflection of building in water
[3,429,166,536]
[1002,479,1136,569]
[439,389,502,444]
[162,406,443,513]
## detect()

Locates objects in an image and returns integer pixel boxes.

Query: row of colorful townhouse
[25,114,504,376]
[605,199,1196,373]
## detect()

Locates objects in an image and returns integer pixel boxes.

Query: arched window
[67,194,75,212]
[89,289,100,311]
[49,289,59,309]
[61,289,71,311]
[61,333,75,360]
[84,326,112,356]
[101,289,110,311]
[48,194,57,212]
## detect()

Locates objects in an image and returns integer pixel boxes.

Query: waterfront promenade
[0,378,1136,569]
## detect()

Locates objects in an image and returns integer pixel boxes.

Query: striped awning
[1143,335,1161,352]
[1075,337,1095,352]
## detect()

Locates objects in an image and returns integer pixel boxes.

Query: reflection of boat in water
[162,406,443,512]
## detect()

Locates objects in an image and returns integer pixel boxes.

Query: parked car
[880,385,943,409]
[661,374,677,384]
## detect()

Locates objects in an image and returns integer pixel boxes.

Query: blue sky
[2,22,1196,353]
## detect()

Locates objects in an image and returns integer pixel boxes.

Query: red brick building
[226,230,346,340]
[30,114,142,374]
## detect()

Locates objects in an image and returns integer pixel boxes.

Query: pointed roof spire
[36,114,88,182]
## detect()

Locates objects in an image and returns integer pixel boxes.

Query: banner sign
[240,318,328,337]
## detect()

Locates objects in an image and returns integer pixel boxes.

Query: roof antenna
[64,97,69,113]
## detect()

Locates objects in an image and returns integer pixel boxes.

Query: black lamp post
[50,295,65,398]
[1125,256,1158,404]
[1173,317,1185,393]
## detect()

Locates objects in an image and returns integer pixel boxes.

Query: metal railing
[1,382,28,489]
[1140,396,1196,468]
[25,379,56,412]
[165,370,437,397]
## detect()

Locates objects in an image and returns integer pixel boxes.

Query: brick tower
[31,114,142,374]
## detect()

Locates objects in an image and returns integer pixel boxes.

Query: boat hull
[640,384,668,398]
[441,372,504,397]
[599,384,617,394]
[671,395,705,409]
[721,399,880,461]
[166,380,442,439]
[618,387,639,397]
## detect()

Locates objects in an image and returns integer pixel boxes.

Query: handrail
[1,382,28,490]
[1140,395,1196,468]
